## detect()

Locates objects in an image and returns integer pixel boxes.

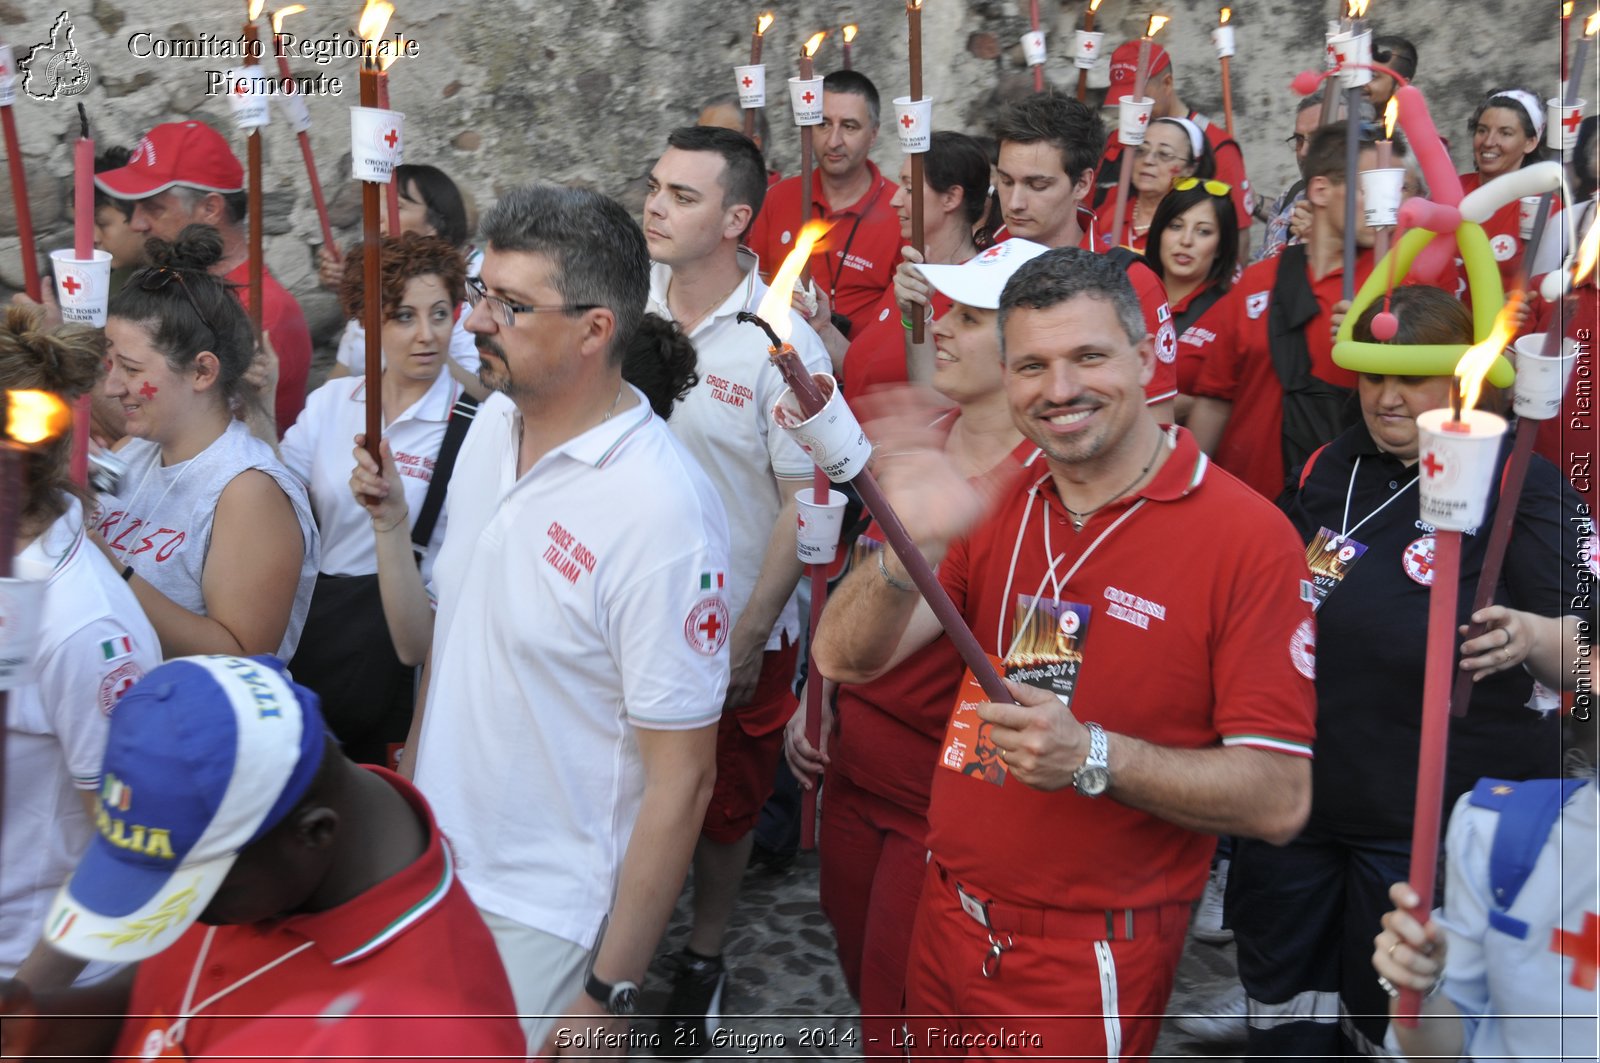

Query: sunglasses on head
[125,267,215,334]
[1173,177,1232,197]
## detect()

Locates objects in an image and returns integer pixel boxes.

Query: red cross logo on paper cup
[1073,29,1105,69]
[1329,28,1373,88]
[788,76,824,126]
[224,66,272,130]
[1547,97,1588,151]
[735,64,766,108]
[50,250,114,327]
[1021,29,1048,66]
[893,96,933,154]
[1415,408,1509,532]
[350,105,405,182]
[1118,96,1156,146]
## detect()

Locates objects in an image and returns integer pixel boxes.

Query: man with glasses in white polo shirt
[401,184,731,1057]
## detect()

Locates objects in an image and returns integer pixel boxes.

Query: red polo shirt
[924,428,1317,911]
[747,161,904,337]
[841,282,954,403]
[1172,280,1235,395]
[1099,110,1255,232]
[1191,250,1373,498]
[224,260,313,435]
[112,769,522,1061]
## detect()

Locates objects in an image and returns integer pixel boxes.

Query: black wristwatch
[584,972,640,1016]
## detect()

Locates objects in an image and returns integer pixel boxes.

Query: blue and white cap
[44,656,326,962]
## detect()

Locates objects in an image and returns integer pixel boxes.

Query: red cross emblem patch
[684,597,731,656]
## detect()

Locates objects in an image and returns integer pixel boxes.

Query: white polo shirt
[2,501,160,980]
[415,387,731,947]
[332,308,482,378]
[281,370,462,584]
[647,250,830,651]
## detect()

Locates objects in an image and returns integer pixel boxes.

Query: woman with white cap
[1101,116,1216,254]
[1461,88,1558,289]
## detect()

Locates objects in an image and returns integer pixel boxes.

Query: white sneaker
[1191,858,1233,944]
[1172,982,1248,1044]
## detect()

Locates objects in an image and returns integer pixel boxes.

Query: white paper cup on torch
[1021,30,1048,66]
[1212,25,1237,59]
[1415,409,1508,531]
[1330,29,1373,88]
[0,45,18,107]
[1515,195,1545,239]
[49,249,113,327]
[1511,334,1578,420]
[0,575,46,690]
[1072,30,1104,70]
[350,106,404,182]
[893,96,933,154]
[772,373,873,484]
[275,84,314,134]
[1359,168,1405,227]
[735,64,766,109]
[788,76,824,126]
[225,67,272,130]
[1118,96,1156,146]
[1547,98,1586,152]
[795,487,848,564]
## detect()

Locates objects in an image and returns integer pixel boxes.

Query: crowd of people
[0,14,1594,1063]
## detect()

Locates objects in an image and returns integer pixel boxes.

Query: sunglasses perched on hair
[1173,177,1233,197]
[464,276,600,329]
[124,267,215,332]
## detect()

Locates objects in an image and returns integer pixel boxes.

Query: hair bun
[143,223,225,274]
[0,304,103,398]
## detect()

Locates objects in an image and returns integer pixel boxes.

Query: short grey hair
[997,248,1146,352]
[480,183,649,365]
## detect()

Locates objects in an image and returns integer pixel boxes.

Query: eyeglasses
[125,267,215,334]
[1132,144,1192,166]
[464,276,600,329]
[1174,177,1233,197]
[1286,133,1309,149]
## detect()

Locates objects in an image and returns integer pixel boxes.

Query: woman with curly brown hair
[281,233,472,765]
[0,305,161,990]
[95,225,317,661]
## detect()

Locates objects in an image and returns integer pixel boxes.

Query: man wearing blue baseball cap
[0,656,523,1061]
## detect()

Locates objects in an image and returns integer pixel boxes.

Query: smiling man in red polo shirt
[96,121,313,435]
[1094,41,1255,263]
[746,70,902,338]
[814,248,1316,1060]
[1187,122,1393,502]
[0,656,522,1062]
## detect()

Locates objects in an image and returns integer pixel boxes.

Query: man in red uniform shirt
[96,121,313,434]
[0,655,523,1061]
[1095,41,1255,262]
[745,70,903,337]
[1188,123,1388,501]
[993,95,1178,416]
[814,248,1316,1060]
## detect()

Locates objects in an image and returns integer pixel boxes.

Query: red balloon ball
[1291,70,1325,96]
[1371,312,1399,341]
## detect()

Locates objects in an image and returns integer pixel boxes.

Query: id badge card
[131,1011,187,1060]
[940,654,1011,786]
[1003,595,1091,705]
[1304,526,1367,612]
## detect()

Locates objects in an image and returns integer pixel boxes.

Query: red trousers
[903,862,1188,1061]
[819,770,930,1058]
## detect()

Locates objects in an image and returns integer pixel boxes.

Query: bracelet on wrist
[120,564,134,582]
[372,514,408,534]
[877,549,915,593]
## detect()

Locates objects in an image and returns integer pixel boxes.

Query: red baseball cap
[94,121,244,199]
[1105,41,1173,101]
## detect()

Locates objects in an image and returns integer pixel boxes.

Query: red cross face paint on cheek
[138,382,159,400]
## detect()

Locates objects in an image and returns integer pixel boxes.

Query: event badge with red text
[130,1011,186,1060]
[1304,527,1367,611]
[939,597,1092,787]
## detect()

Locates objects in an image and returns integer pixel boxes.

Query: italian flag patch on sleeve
[699,571,726,592]
[99,635,134,661]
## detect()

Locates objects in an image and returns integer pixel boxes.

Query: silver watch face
[1074,765,1110,797]
[611,983,640,1016]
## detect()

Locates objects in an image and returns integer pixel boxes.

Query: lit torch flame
[379,35,409,71]
[1146,14,1170,38]
[1383,97,1399,139]
[358,0,394,46]
[757,12,774,36]
[247,0,265,22]
[4,390,71,446]
[1347,0,1371,17]
[1090,0,1104,12]
[1220,7,1232,25]
[1587,10,1600,35]
[804,31,827,57]
[271,4,305,33]
[1565,2,1575,18]
[755,222,830,345]
[1575,217,1600,285]
[843,24,858,43]
[1453,298,1520,414]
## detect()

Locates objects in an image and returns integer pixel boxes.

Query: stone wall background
[0,0,1563,354]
